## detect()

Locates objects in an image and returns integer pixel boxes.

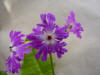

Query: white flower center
[10,42,17,51]
[41,31,56,45]
[10,46,17,56]
[12,47,16,51]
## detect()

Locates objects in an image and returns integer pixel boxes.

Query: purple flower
[5,31,31,73]
[65,11,84,38]
[9,30,25,47]
[5,52,21,74]
[27,13,68,61]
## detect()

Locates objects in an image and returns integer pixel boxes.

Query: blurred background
[0,0,100,75]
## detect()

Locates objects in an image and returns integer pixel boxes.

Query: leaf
[21,49,55,75]
[0,71,7,75]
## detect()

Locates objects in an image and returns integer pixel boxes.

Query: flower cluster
[5,31,31,73]
[5,11,84,74]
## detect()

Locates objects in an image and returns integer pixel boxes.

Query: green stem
[50,54,55,75]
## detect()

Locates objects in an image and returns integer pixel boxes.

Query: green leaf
[21,49,54,75]
[0,71,7,75]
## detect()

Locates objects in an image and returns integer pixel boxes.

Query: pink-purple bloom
[27,13,69,61]
[65,11,84,38]
[5,52,21,73]
[9,30,25,47]
[5,31,31,73]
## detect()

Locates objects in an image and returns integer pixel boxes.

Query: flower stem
[49,54,55,75]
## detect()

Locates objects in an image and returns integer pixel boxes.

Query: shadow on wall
[0,0,11,31]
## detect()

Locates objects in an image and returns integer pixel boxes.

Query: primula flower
[65,11,84,38]
[5,52,21,73]
[27,13,69,61]
[9,30,25,47]
[5,31,31,73]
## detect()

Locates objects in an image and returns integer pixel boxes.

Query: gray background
[0,0,100,75]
